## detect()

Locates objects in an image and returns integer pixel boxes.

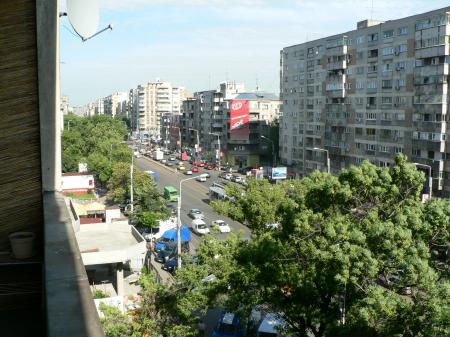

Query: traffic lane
[136,157,250,240]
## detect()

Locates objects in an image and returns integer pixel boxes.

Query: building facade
[280,7,450,197]
[104,92,128,117]
[131,80,186,140]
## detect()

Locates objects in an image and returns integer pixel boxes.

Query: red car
[192,166,199,173]
[198,161,206,167]
[206,164,215,170]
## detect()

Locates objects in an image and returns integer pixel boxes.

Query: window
[366,128,376,136]
[366,112,377,120]
[356,81,364,89]
[368,64,378,73]
[346,67,353,75]
[379,145,389,152]
[383,30,394,39]
[428,151,434,160]
[382,96,392,104]
[367,81,378,89]
[368,33,378,42]
[394,146,403,154]
[397,61,407,70]
[356,66,365,74]
[398,26,408,35]
[397,79,406,87]
[369,49,379,57]
[382,47,394,56]
[356,36,364,44]
[399,44,407,53]
[356,142,362,149]
[412,148,421,156]
[355,97,364,104]
[382,80,392,88]
[383,63,391,72]
[366,144,376,151]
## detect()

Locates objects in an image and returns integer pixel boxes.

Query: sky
[60,0,450,106]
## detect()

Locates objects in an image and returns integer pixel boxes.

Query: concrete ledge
[44,191,105,337]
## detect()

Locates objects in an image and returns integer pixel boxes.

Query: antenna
[65,0,112,42]
[370,0,374,20]
[256,74,259,91]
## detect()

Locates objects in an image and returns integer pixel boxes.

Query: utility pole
[130,153,134,213]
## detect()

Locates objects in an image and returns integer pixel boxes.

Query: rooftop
[234,92,279,101]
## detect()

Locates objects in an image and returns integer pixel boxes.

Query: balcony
[327,61,347,71]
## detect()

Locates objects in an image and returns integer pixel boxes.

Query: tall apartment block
[130,80,186,139]
[103,92,128,117]
[280,7,450,197]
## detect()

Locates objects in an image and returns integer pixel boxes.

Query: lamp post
[177,174,208,269]
[413,162,432,199]
[313,147,330,174]
[130,152,134,213]
[261,135,276,167]
[209,132,221,171]
[67,120,73,131]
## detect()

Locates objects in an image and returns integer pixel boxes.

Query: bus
[164,186,179,202]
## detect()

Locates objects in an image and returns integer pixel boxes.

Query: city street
[135,155,251,252]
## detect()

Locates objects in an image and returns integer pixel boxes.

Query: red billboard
[230,100,250,140]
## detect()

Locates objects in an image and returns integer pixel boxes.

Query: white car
[212,220,231,233]
[161,159,167,164]
[169,157,176,161]
[196,175,206,182]
[191,219,210,235]
[185,170,193,175]
[233,176,244,183]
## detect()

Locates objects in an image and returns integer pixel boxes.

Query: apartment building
[226,92,281,169]
[180,81,245,157]
[103,91,128,117]
[131,80,186,139]
[280,7,450,197]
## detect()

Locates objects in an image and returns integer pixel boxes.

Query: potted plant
[8,231,35,259]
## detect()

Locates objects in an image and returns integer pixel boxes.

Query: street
[135,155,251,252]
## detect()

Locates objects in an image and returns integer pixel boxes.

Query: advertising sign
[230,100,250,140]
[271,167,287,180]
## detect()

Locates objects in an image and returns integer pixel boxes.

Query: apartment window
[346,67,353,75]
[394,146,403,154]
[428,151,434,160]
[369,49,379,57]
[383,30,394,39]
[356,81,364,89]
[368,33,378,42]
[367,81,378,89]
[415,59,424,67]
[381,96,392,104]
[366,128,376,136]
[382,63,391,72]
[397,61,407,70]
[399,44,407,53]
[356,142,362,149]
[366,143,376,151]
[382,47,394,56]
[368,64,378,73]
[356,66,365,74]
[397,79,406,87]
[299,74,305,80]
[355,127,363,135]
[356,157,364,164]
[379,145,389,152]
[367,97,376,106]
[382,80,392,88]
[356,36,365,44]
[346,82,352,90]
[381,112,391,120]
[366,112,377,120]
[355,97,364,105]
[398,26,408,35]
[412,148,421,156]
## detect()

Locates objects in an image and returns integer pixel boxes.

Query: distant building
[60,95,70,115]
[180,81,281,168]
[104,92,128,117]
[130,80,186,140]
[61,172,95,195]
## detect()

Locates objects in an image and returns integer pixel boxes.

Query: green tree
[213,155,449,337]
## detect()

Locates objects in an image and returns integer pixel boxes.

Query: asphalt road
[135,155,251,252]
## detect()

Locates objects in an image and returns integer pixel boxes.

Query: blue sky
[61,0,450,106]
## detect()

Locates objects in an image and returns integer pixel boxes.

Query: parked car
[178,165,186,171]
[154,245,177,263]
[198,161,206,167]
[233,176,244,183]
[192,166,199,173]
[212,220,231,233]
[221,173,233,180]
[206,164,215,170]
[161,159,167,164]
[204,172,211,178]
[185,170,193,175]
[212,312,244,337]
[162,255,186,273]
[196,175,206,182]
[166,162,174,167]
[191,219,210,235]
[169,156,176,161]
[188,208,204,219]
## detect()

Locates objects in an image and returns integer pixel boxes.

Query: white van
[191,219,210,235]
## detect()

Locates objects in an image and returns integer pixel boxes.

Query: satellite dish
[67,0,100,40]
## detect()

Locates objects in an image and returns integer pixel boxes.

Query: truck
[142,217,177,241]
[154,150,163,161]
[145,170,158,186]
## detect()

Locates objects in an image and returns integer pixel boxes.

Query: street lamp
[209,133,221,171]
[67,120,73,131]
[261,135,276,167]
[413,162,432,199]
[313,147,330,174]
[130,151,134,213]
[177,174,208,269]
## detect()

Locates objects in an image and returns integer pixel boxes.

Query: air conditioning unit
[396,66,401,71]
